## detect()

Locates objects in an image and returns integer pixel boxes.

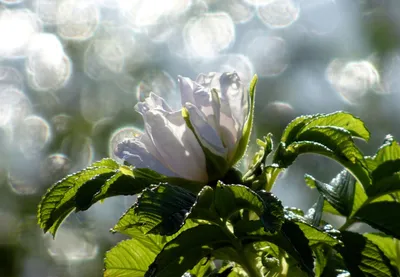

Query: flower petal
[136,92,172,115]
[185,102,227,157]
[219,72,249,132]
[143,109,208,182]
[114,135,178,177]
[178,76,220,131]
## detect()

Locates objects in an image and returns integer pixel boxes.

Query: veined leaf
[188,257,215,277]
[364,233,400,272]
[38,158,121,236]
[281,111,370,144]
[282,139,371,189]
[353,201,400,240]
[297,112,370,141]
[305,170,367,217]
[37,158,204,237]
[120,183,196,236]
[145,225,232,277]
[105,219,199,277]
[339,231,397,277]
[365,136,400,198]
[104,237,160,277]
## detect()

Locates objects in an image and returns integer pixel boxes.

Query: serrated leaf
[117,183,196,236]
[38,158,120,236]
[305,170,367,217]
[365,136,400,198]
[188,257,215,277]
[297,126,365,165]
[105,219,200,277]
[279,220,315,276]
[313,244,330,277]
[281,111,370,144]
[298,112,370,141]
[145,225,232,277]
[364,233,400,271]
[38,157,205,237]
[353,201,400,240]
[283,139,371,189]
[104,237,160,277]
[339,231,397,277]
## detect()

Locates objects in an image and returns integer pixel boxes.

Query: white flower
[115,72,253,183]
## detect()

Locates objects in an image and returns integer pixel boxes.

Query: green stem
[265,167,283,192]
[339,218,356,231]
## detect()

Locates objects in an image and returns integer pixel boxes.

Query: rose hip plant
[37,72,400,276]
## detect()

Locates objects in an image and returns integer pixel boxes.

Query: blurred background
[1,0,400,276]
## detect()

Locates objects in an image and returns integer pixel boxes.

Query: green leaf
[256,190,285,233]
[276,112,372,189]
[192,183,284,233]
[231,74,258,166]
[279,220,315,276]
[104,236,160,277]
[305,170,367,217]
[114,183,196,236]
[37,158,121,236]
[365,136,400,198]
[339,231,397,277]
[281,111,370,144]
[353,201,400,240]
[145,225,232,277]
[313,244,330,277]
[364,233,400,271]
[242,134,273,183]
[37,157,205,237]
[297,112,370,141]
[281,139,371,189]
[189,258,215,277]
[281,114,320,144]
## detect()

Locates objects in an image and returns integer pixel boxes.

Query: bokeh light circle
[109,126,143,163]
[258,0,300,28]
[183,12,235,58]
